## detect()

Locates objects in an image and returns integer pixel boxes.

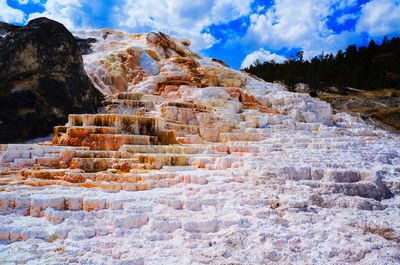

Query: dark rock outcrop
[0,22,19,36]
[75,37,97,55]
[0,17,104,143]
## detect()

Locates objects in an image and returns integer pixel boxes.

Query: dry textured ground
[1,31,400,265]
[319,89,400,132]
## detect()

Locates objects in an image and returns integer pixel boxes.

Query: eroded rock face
[0,18,104,143]
[0,28,400,264]
[75,37,97,55]
[0,22,19,36]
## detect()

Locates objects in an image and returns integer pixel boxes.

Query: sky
[1,0,400,69]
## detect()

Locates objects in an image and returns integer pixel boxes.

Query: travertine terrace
[1,30,400,264]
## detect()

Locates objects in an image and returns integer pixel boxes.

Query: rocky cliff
[0,18,103,143]
[0,24,399,264]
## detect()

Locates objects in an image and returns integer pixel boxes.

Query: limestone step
[133,153,219,169]
[61,172,145,184]
[0,145,8,151]
[177,135,204,144]
[18,170,182,190]
[68,114,164,136]
[54,125,67,134]
[231,128,269,134]
[162,101,207,110]
[0,170,19,176]
[121,144,215,154]
[60,171,187,185]
[161,166,199,171]
[219,133,266,142]
[70,158,141,172]
[141,95,165,102]
[133,154,194,169]
[157,130,178,145]
[88,134,157,148]
[92,181,153,191]
[66,126,120,137]
[5,144,83,151]
[104,99,155,109]
[300,180,390,200]
[73,150,133,159]
[36,157,61,167]
[117,92,144,100]
[57,134,157,151]
[166,123,199,135]
[20,168,70,179]
[11,158,36,167]
[1,145,88,166]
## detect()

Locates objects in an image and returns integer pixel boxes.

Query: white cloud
[335,0,357,9]
[26,0,254,51]
[0,0,25,23]
[356,0,400,37]
[241,48,286,69]
[16,0,43,4]
[9,0,400,65]
[114,0,254,50]
[242,0,361,59]
[337,13,358,24]
[28,0,88,30]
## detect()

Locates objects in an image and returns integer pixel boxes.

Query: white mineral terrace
[0,30,399,264]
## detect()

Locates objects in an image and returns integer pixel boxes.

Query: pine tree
[243,36,400,92]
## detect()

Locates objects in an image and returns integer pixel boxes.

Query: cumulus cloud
[242,0,361,59]
[28,0,102,30]
[336,0,357,9]
[356,0,400,37]
[16,0,43,5]
[0,0,25,23]
[115,0,254,50]
[26,0,254,51]
[337,13,358,24]
[241,48,286,69]
[4,0,400,68]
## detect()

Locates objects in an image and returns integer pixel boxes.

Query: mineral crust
[0,29,399,264]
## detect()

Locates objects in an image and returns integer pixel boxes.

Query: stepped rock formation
[0,27,400,264]
[0,18,103,143]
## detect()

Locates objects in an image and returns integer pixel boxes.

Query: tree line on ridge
[243,37,400,93]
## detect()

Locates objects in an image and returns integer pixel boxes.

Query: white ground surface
[1,30,399,265]
[1,129,400,264]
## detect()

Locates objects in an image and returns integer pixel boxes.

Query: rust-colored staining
[158,130,178,145]
[257,106,281,115]
[270,202,282,210]
[101,29,126,36]
[224,88,259,104]
[62,173,86,183]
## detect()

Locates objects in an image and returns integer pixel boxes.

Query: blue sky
[1,0,400,69]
